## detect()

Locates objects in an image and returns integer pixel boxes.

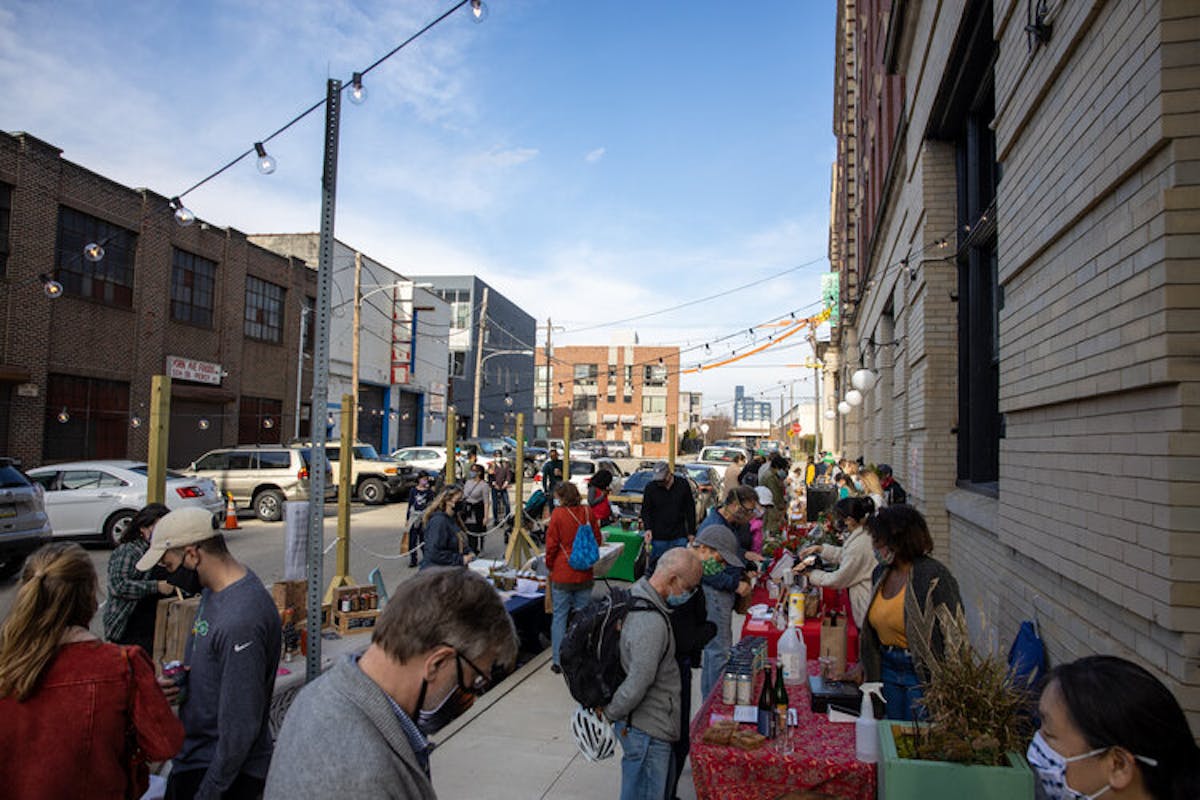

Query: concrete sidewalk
[430,650,701,800]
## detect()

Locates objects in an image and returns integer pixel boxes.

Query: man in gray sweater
[264,568,518,799]
[603,547,703,800]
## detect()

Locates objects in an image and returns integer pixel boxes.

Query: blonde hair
[860,470,884,497]
[0,543,98,701]
[423,487,463,526]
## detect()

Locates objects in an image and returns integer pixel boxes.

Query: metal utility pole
[543,317,554,440]
[305,77,341,684]
[470,287,490,439]
[351,251,362,446]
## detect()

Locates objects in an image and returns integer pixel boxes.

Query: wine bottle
[757,668,775,738]
[774,663,789,734]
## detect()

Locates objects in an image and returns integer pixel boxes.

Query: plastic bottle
[777,624,807,686]
[787,576,806,627]
[855,682,885,763]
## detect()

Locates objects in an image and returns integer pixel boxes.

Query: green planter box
[878,722,1034,800]
[600,525,643,583]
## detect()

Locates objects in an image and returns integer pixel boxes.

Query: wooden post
[325,394,355,603]
[146,375,171,505]
[667,422,676,472]
[504,413,539,567]
[351,251,362,446]
[445,408,457,485]
[562,416,572,491]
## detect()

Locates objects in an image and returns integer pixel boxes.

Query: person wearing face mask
[601,547,703,800]
[265,568,519,799]
[693,523,750,699]
[461,465,489,555]
[421,488,476,570]
[138,507,281,800]
[858,505,961,721]
[700,485,766,570]
[758,454,789,537]
[795,496,876,630]
[1027,655,1200,800]
[104,502,180,655]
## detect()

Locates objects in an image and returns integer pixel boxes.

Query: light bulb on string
[198,418,210,430]
[56,407,70,424]
[169,197,195,227]
[389,411,398,421]
[402,411,411,421]
[348,72,367,105]
[39,274,63,298]
[263,417,274,429]
[130,416,142,429]
[83,242,105,262]
[504,393,514,407]
[470,0,488,22]
[254,142,277,174]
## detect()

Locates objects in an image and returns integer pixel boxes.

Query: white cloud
[584,147,606,163]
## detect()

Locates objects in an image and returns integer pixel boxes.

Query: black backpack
[558,588,668,710]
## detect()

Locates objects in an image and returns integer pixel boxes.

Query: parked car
[573,439,610,458]
[185,445,334,522]
[26,460,224,546]
[566,457,627,494]
[696,445,752,469]
[684,464,726,503]
[604,440,631,458]
[504,436,547,478]
[712,439,744,448]
[610,467,709,529]
[391,446,465,486]
[0,457,53,579]
[533,438,566,454]
[297,442,406,505]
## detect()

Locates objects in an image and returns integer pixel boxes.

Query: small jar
[736,672,754,705]
[722,671,738,705]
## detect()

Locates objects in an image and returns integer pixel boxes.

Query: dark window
[572,395,598,411]
[238,396,283,444]
[171,248,216,327]
[257,450,291,469]
[573,364,598,385]
[55,207,137,307]
[43,374,130,462]
[643,365,668,386]
[244,275,284,343]
[0,182,11,277]
[449,351,466,378]
[642,426,664,443]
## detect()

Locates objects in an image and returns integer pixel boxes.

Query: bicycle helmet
[571,706,616,762]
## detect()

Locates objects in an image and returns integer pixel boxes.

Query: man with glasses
[700,485,766,571]
[265,568,518,799]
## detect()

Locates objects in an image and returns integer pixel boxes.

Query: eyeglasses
[443,643,492,696]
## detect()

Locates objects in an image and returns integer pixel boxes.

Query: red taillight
[176,486,204,499]
[298,467,309,480]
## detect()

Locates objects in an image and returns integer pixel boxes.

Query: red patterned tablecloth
[741,586,860,662]
[689,661,876,800]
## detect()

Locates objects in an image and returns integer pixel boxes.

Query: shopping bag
[819,611,847,679]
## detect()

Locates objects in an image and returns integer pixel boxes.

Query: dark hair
[590,469,613,490]
[769,454,788,470]
[554,481,582,507]
[1050,656,1200,800]
[834,495,875,522]
[121,502,171,544]
[723,485,758,507]
[194,533,229,557]
[866,505,932,562]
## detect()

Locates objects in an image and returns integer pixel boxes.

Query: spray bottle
[855,682,885,763]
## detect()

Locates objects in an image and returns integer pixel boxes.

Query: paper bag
[819,613,847,679]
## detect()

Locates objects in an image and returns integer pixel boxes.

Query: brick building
[0,132,318,468]
[536,335,680,459]
[827,1,1200,726]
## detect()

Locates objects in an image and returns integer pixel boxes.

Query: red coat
[545,504,603,585]
[0,640,184,799]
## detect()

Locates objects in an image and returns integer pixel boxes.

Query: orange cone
[223,493,241,530]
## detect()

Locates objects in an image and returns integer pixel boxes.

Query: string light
[348,72,367,104]
[254,142,277,175]
[470,0,489,23]
[263,417,275,429]
[130,416,142,428]
[198,418,210,430]
[169,197,195,227]
[83,242,105,262]
[39,274,63,298]
[56,407,70,424]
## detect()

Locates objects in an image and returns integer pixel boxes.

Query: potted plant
[877,586,1036,800]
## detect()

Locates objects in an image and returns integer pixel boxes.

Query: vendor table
[741,585,859,663]
[689,660,876,800]
[600,524,643,582]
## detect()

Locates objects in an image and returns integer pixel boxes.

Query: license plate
[0,505,16,519]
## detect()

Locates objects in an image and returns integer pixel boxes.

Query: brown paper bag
[819,613,847,679]
[543,581,554,614]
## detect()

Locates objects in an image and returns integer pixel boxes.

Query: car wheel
[0,553,26,581]
[359,477,386,505]
[254,489,285,522]
[104,509,136,548]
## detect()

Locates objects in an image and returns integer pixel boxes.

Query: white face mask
[1027,730,1160,800]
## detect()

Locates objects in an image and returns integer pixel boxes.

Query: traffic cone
[223,493,241,530]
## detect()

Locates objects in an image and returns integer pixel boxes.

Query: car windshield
[569,462,595,476]
[127,465,188,479]
[0,465,30,488]
[685,466,712,483]
[621,470,685,493]
[353,445,381,460]
[700,447,742,463]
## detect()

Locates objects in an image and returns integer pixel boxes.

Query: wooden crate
[330,607,381,636]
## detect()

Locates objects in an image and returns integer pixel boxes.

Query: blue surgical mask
[873,547,894,567]
[666,587,696,607]
[1026,731,1125,800]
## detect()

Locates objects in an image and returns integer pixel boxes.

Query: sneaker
[550,664,562,675]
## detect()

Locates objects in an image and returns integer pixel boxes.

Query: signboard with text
[166,356,222,385]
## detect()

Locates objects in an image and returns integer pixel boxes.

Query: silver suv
[186,445,334,522]
[0,458,52,579]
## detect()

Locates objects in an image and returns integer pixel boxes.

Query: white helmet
[571,706,615,762]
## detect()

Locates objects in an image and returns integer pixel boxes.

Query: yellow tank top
[868,584,907,648]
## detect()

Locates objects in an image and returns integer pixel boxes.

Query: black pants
[166,770,265,800]
[407,520,425,566]
[465,502,486,554]
[668,655,694,800]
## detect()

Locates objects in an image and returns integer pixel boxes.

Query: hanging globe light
[851,368,878,392]
[837,401,851,415]
[845,389,864,407]
[824,409,836,420]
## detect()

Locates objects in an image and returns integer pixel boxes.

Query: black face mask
[415,650,489,736]
[166,565,202,596]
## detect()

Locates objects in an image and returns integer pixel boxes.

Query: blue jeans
[700,586,734,700]
[613,721,674,800]
[880,646,927,721]
[648,537,688,574]
[550,583,593,665]
[491,488,511,521]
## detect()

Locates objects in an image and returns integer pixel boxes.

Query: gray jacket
[264,656,436,800]
[605,578,680,742]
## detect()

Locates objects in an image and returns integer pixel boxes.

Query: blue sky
[1,0,836,416]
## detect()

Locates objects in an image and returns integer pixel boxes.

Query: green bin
[600,525,644,583]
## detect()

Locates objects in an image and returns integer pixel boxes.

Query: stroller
[505,489,549,547]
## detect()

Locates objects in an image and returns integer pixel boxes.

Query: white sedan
[567,457,626,494]
[26,460,225,547]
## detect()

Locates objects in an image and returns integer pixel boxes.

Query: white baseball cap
[135,507,220,571]
[755,486,774,506]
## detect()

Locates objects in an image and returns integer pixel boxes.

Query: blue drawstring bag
[567,508,599,571]
[1008,619,1046,701]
